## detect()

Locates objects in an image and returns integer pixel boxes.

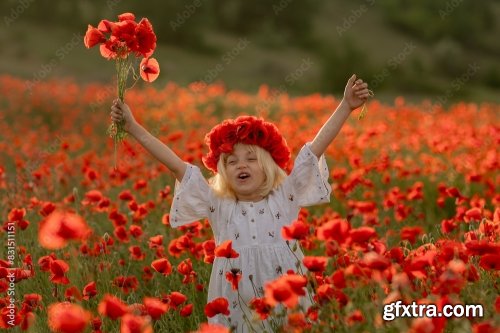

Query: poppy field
[0,74,499,332]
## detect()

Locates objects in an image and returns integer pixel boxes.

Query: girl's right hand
[110,99,136,133]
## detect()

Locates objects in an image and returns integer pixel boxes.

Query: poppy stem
[286,241,306,276]
[114,135,118,170]
[111,53,132,170]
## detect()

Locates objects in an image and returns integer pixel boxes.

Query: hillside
[1,0,499,104]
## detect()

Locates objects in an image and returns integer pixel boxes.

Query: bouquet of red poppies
[84,12,160,168]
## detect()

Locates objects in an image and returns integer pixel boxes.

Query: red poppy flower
[114,225,130,243]
[140,57,160,82]
[282,219,310,240]
[264,274,307,308]
[464,207,483,222]
[49,259,70,285]
[22,293,43,312]
[214,240,239,259]
[143,297,168,320]
[285,274,308,296]
[135,18,156,57]
[0,266,8,280]
[120,313,153,333]
[82,189,103,204]
[287,312,310,330]
[361,252,391,271]
[406,186,424,202]
[465,240,500,256]
[225,268,242,290]
[141,266,153,282]
[400,226,423,244]
[204,298,230,317]
[0,259,12,268]
[249,298,272,320]
[129,246,145,261]
[38,254,55,272]
[48,302,91,333]
[168,235,195,257]
[159,185,171,199]
[0,305,21,328]
[111,19,137,49]
[193,323,230,333]
[91,317,102,331]
[180,303,194,317]
[349,226,377,244]
[472,321,499,333]
[64,286,83,301]
[479,254,500,271]
[202,239,216,264]
[265,278,298,308]
[328,269,346,289]
[20,311,35,331]
[99,37,119,59]
[6,207,30,230]
[441,218,458,234]
[1,267,31,283]
[151,258,172,276]
[161,214,170,226]
[148,235,163,248]
[177,258,196,284]
[446,187,465,199]
[118,189,134,201]
[315,283,335,304]
[97,19,115,33]
[109,209,127,227]
[118,12,135,21]
[21,267,34,281]
[127,303,148,317]
[113,276,138,294]
[320,284,349,307]
[98,294,128,320]
[8,207,25,221]
[38,210,91,250]
[303,256,329,273]
[404,250,436,279]
[133,179,148,190]
[84,25,106,49]
[129,225,143,238]
[317,218,350,244]
[166,291,187,308]
[81,281,97,300]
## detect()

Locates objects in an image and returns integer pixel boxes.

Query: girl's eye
[227,160,236,165]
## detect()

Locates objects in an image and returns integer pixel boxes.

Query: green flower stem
[109,54,131,170]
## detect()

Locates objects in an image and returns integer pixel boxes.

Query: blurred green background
[1,0,499,104]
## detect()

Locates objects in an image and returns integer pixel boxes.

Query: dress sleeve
[286,142,331,207]
[169,164,212,228]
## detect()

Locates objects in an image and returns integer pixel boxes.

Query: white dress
[170,143,331,332]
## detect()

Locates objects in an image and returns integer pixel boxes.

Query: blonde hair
[209,144,287,199]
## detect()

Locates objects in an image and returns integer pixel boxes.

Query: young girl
[110,74,371,332]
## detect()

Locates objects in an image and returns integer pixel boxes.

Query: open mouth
[237,172,250,180]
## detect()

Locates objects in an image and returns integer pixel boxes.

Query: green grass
[2,2,500,105]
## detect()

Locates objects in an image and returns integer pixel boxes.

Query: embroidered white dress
[170,143,331,332]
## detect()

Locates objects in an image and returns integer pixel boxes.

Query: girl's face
[225,144,266,202]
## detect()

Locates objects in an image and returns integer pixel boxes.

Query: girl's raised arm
[310,74,371,158]
[110,99,187,181]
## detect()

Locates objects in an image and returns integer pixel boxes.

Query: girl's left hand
[343,74,372,111]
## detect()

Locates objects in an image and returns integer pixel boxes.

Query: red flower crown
[202,116,291,173]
